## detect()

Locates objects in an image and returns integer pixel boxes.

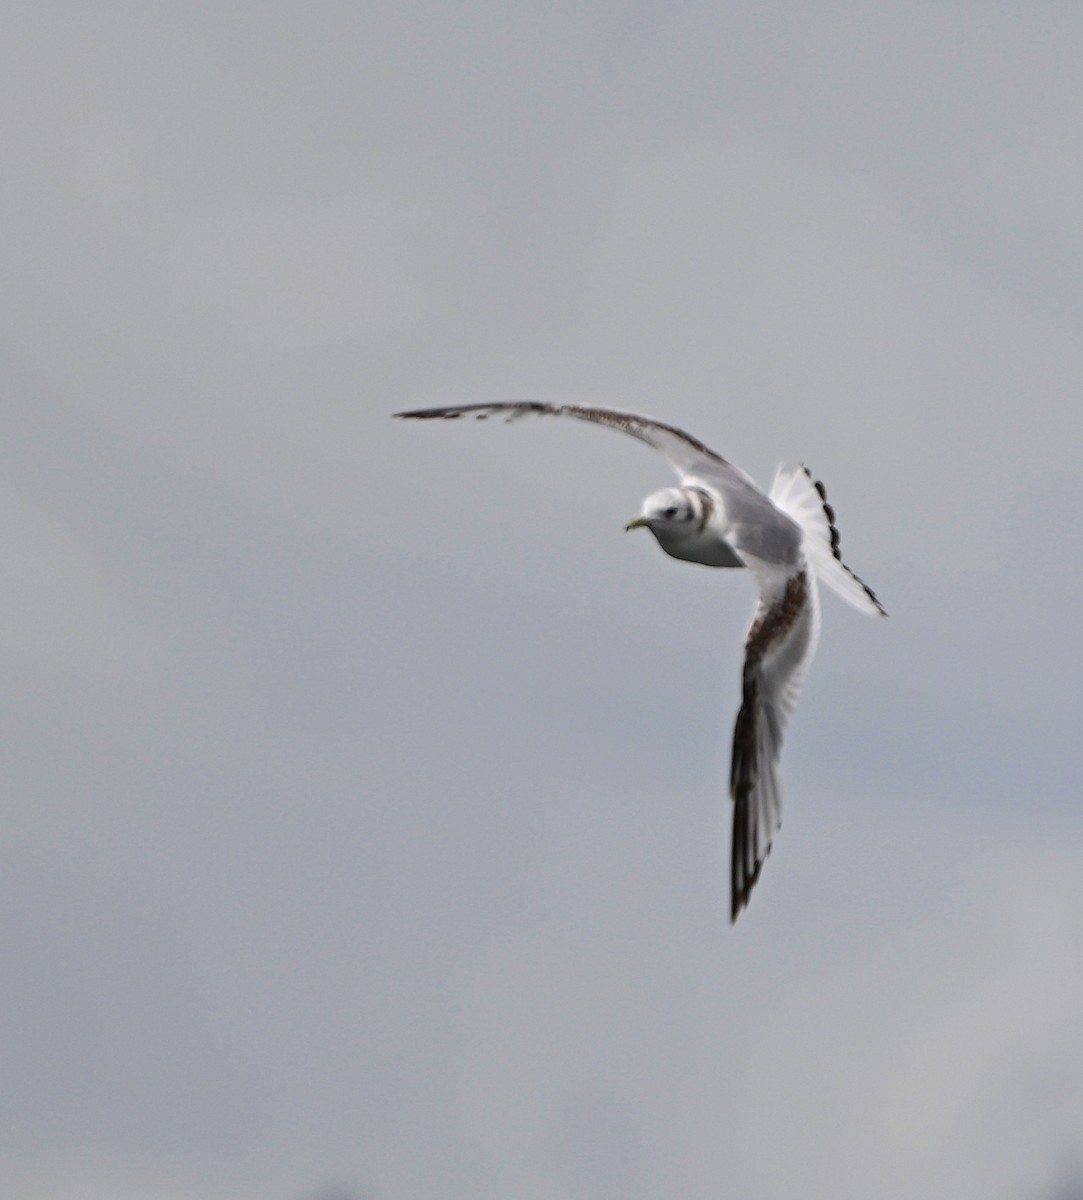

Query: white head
[624,487,701,535]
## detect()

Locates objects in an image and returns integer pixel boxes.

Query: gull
[394,401,886,921]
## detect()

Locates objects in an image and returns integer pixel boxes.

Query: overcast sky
[4,4,1083,1199]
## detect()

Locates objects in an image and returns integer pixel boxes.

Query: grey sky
[4,4,1083,1199]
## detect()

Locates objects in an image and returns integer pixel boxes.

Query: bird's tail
[769,465,886,617]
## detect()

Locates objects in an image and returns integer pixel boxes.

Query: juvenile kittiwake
[394,401,886,920]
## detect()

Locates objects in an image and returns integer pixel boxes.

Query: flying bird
[394,401,885,920]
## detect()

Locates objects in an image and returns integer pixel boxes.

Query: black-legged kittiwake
[394,401,886,921]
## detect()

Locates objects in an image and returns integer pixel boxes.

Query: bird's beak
[625,516,649,532]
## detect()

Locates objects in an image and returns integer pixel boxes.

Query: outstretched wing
[730,570,821,921]
[398,400,826,922]
[394,400,763,496]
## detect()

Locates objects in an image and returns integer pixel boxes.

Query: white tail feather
[770,465,886,617]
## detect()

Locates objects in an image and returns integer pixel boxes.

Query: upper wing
[729,569,821,922]
[394,400,764,495]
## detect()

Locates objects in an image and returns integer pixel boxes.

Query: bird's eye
[663,505,679,519]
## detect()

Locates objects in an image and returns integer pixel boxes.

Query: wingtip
[729,866,761,924]
[391,404,506,422]
[392,407,454,420]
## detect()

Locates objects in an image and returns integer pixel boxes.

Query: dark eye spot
[663,505,679,519]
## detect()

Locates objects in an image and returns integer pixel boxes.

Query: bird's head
[625,487,698,535]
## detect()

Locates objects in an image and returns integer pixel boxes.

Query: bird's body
[394,401,885,920]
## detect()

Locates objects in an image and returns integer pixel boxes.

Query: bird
[393,401,886,920]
